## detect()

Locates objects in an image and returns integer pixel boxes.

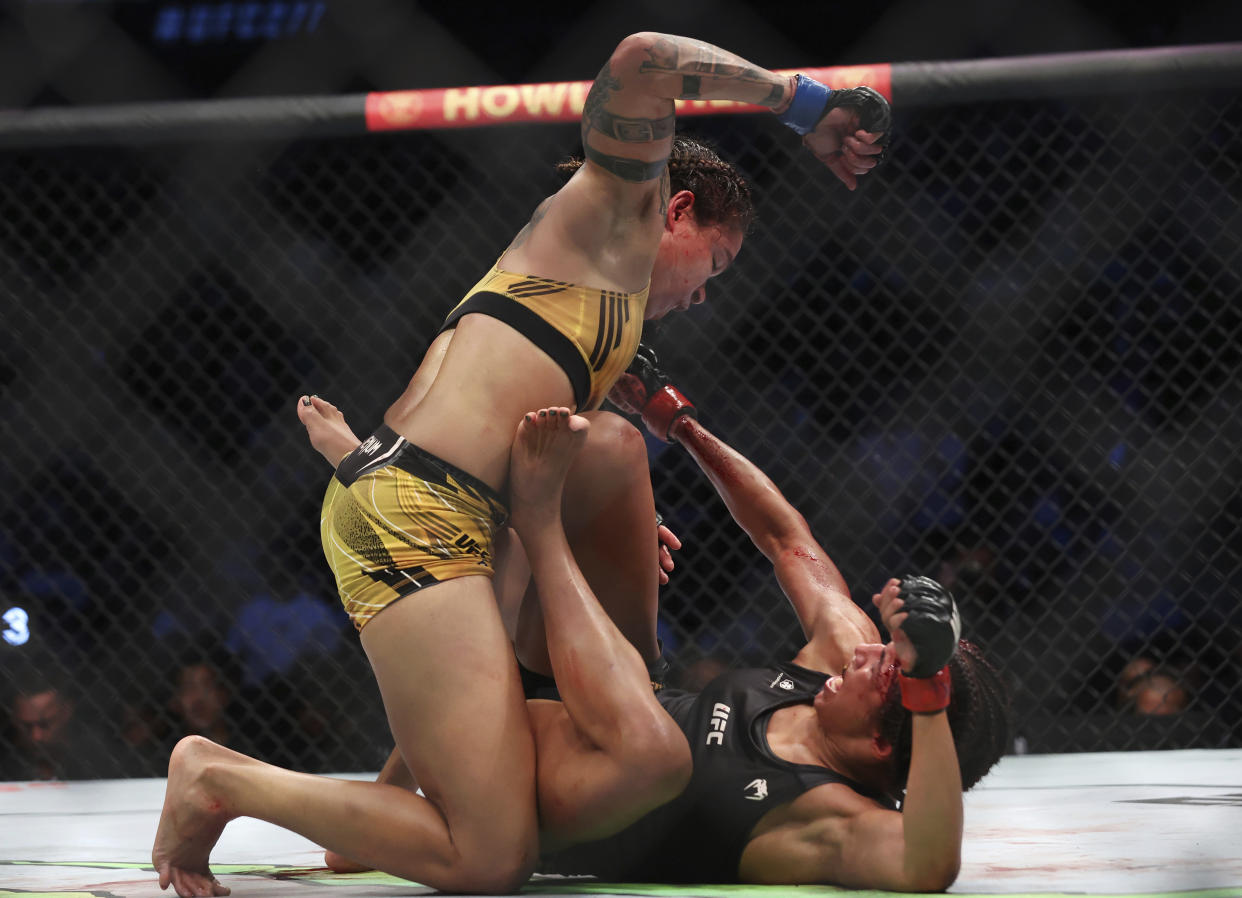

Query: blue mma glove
[778,76,892,163]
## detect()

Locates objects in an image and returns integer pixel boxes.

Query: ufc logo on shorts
[706,702,731,746]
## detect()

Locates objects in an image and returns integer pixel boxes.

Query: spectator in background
[118,697,171,776]
[1,664,123,780]
[934,542,1009,646]
[936,544,997,602]
[224,588,345,690]
[1116,654,1195,717]
[247,666,376,773]
[163,641,258,759]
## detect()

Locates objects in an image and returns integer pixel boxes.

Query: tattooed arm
[579,33,794,187]
[500,33,878,292]
[502,35,789,285]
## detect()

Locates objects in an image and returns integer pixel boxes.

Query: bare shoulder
[500,168,663,290]
[738,782,900,886]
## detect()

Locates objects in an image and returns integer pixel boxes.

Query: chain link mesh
[2,89,1240,778]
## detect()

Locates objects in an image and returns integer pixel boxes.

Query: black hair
[557,135,754,233]
[879,639,1013,793]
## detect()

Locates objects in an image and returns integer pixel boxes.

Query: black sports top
[540,661,897,882]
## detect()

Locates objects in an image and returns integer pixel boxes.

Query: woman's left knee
[580,411,647,471]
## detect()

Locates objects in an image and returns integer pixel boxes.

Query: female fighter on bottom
[536,354,1011,889]
[307,347,1010,890]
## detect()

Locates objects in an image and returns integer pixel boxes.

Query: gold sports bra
[440,265,650,411]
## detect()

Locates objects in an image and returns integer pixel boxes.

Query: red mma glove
[608,344,697,443]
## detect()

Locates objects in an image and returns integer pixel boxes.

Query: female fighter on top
[152,31,889,897]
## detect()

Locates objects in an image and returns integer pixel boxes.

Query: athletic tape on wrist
[899,666,951,713]
[777,74,833,136]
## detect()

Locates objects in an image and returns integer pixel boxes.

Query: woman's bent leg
[153,579,537,896]
[509,410,690,848]
[515,411,662,676]
[360,579,538,886]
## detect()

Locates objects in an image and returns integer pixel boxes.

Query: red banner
[364,65,893,133]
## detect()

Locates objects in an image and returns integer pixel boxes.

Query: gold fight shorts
[320,424,509,630]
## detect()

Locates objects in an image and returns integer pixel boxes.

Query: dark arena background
[2,0,1241,791]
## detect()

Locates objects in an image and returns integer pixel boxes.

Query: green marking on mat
[264,867,424,887]
[2,863,1240,898]
[529,887,1242,898]
[2,861,265,874]
[0,861,426,890]
[2,863,140,871]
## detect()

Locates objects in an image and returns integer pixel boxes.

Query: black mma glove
[897,574,961,678]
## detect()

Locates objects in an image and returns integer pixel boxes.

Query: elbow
[903,858,960,893]
[608,32,664,79]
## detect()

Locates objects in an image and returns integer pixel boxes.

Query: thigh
[527,699,687,851]
[361,577,537,856]
[515,412,661,672]
[561,412,660,653]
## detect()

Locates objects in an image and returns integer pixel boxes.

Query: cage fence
[1,61,1240,778]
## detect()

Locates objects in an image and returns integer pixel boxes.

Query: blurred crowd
[4,400,1242,780]
[1,577,392,780]
[2,31,1240,777]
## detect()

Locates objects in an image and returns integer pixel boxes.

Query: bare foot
[152,736,236,897]
[296,395,361,468]
[324,849,373,874]
[508,407,589,537]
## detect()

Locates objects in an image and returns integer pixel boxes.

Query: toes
[518,407,576,437]
[168,868,226,898]
[310,395,339,416]
[297,395,327,423]
[297,394,342,422]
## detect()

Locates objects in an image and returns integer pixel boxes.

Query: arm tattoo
[581,62,623,146]
[583,59,674,141]
[589,108,676,142]
[761,82,786,108]
[658,170,671,215]
[639,37,783,105]
[582,57,672,181]
[584,144,669,183]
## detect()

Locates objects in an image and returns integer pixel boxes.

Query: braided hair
[878,639,1013,794]
[557,135,754,233]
